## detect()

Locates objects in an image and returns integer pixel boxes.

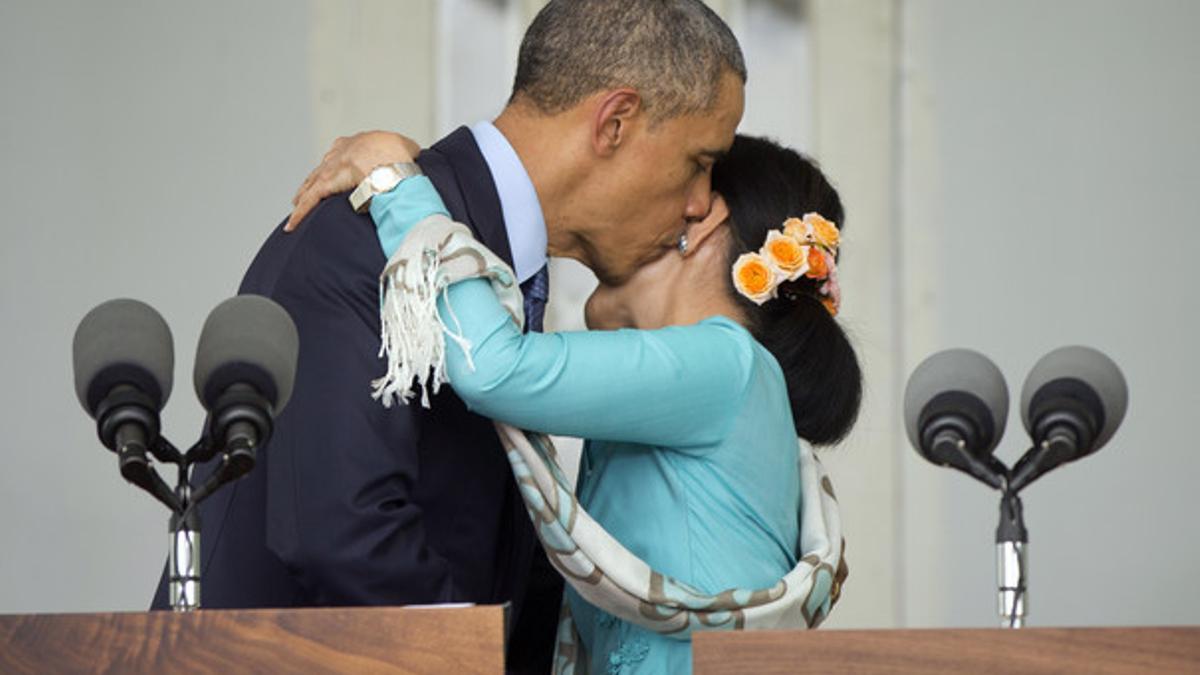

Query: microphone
[190,295,298,500]
[72,299,180,509]
[1009,346,1128,493]
[904,349,1010,489]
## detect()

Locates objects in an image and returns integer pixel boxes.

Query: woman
[294,134,860,674]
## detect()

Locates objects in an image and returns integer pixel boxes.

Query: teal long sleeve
[370,180,753,450]
[370,176,450,257]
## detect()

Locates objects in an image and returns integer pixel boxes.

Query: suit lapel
[417,127,515,269]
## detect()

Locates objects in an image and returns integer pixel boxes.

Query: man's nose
[683,172,714,219]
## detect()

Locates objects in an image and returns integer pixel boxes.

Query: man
[153,1,745,672]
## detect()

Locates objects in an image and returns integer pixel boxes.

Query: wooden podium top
[694,626,1200,674]
[0,605,505,674]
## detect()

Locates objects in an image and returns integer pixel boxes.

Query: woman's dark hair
[712,134,862,446]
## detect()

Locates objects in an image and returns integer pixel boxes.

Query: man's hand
[285,130,422,232]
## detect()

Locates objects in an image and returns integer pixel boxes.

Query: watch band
[350,162,423,214]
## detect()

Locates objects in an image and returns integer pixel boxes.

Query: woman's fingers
[292,167,321,206]
[290,136,348,206]
[284,131,424,233]
[285,193,319,232]
[284,166,358,231]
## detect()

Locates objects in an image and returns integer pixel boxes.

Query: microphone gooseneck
[904,349,1010,489]
[1010,346,1129,493]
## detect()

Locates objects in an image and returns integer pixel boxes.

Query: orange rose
[732,252,779,305]
[803,212,840,249]
[805,246,830,279]
[763,230,810,280]
[821,295,839,316]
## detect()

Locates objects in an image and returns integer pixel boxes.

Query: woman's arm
[441,279,752,450]
[370,176,449,257]
[370,183,753,450]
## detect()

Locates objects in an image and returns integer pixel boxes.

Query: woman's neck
[625,255,745,331]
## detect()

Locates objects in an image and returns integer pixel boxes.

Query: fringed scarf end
[372,244,477,409]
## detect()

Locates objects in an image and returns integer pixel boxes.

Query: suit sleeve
[261,201,462,605]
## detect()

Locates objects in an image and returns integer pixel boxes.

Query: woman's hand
[285,130,422,231]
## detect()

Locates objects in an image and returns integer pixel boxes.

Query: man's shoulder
[241,193,384,298]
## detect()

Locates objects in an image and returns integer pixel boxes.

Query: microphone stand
[996,486,1028,628]
[134,435,203,612]
[141,435,227,612]
[110,408,264,612]
[168,471,201,612]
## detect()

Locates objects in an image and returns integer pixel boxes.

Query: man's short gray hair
[511,0,747,121]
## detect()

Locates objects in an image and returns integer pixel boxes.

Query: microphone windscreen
[1020,346,1128,452]
[193,295,299,414]
[904,348,1009,454]
[72,299,174,416]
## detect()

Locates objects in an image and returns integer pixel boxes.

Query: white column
[307,0,438,154]
[807,0,903,628]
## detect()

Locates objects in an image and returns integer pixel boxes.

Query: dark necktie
[521,263,550,333]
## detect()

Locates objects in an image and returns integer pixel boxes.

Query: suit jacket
[152,127,562,673]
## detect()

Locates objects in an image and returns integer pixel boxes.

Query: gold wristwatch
[349,162,423,213]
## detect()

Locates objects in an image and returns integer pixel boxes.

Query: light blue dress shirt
[469,121,548,285]
[371,181,802,675]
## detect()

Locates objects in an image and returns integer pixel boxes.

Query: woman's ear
[682,194,731,256]
[591,89,642,157]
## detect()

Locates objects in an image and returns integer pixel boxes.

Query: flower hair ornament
[732,213,842,316]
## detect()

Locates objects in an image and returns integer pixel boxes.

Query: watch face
[369,166,401,191]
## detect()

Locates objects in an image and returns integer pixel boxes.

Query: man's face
[570,72,744,285]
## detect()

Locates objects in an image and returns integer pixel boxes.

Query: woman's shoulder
[689,317,792,426]
[680,314,756,346]
[651,315,770,399]
[696,315,779,372]
[655,315,758,370]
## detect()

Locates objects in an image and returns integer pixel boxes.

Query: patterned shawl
[376,215,849,674]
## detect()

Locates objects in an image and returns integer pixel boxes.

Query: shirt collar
[469,121,548,284]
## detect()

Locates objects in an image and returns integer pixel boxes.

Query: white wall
[898,0,1200,627]
[804,0,904,628]
[0,0,314,612]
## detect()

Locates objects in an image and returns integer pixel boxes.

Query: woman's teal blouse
[371,180,803,674]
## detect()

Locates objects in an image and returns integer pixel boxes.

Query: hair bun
[715,134,862,445]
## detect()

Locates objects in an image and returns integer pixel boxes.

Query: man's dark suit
[151,128,562,673]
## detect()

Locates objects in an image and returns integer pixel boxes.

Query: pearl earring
[678,233,689,255]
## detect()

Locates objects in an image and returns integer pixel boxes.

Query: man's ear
[683,194,731,256]
[591,89,642,157]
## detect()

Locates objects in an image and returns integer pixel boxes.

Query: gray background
[1,0,1197,629]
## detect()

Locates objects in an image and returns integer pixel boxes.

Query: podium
[0,605,505,674]
[694,626,1200,674]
